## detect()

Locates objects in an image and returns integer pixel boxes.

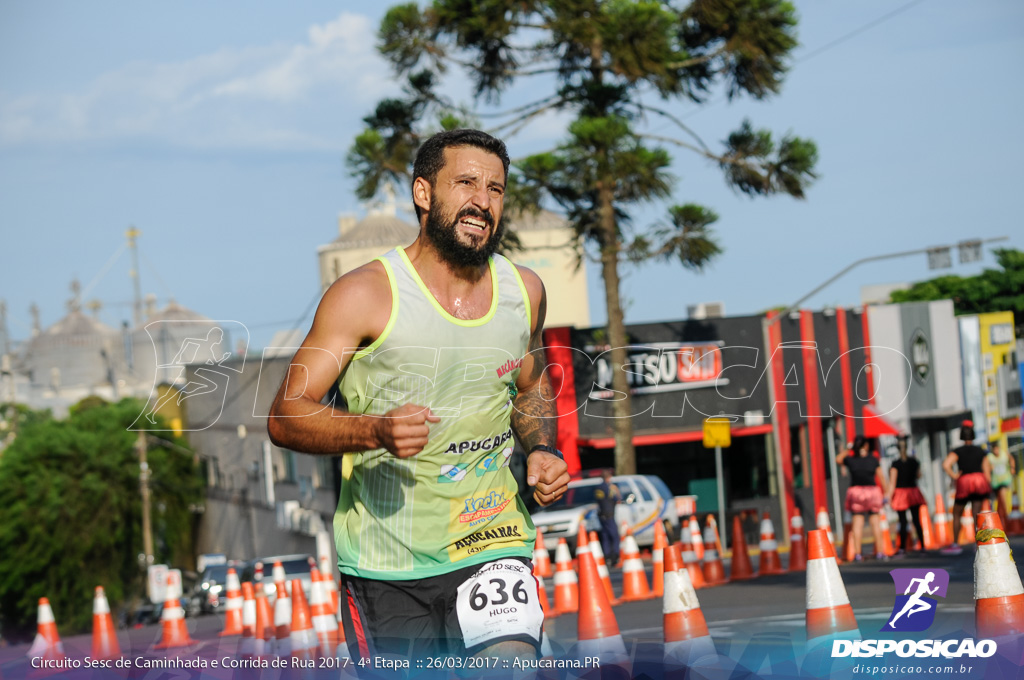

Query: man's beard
[425,198,505,269]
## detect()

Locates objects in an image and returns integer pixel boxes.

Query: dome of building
[18,308,124,392]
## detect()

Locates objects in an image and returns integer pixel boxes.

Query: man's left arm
[512,266,570,506]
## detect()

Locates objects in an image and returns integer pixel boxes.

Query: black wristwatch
[530,444,564,460]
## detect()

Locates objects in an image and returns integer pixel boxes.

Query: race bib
[456,559,543,650]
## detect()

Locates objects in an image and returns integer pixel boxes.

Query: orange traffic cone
[154,577,195,649]
[708,514,724,556]
[619,529,652,601]
[652,520,668,598]
[679,527,707,590]
[816,506,840,564]
[689,517,705,562]
[933,495,952,548]
[254,589,275,660]
[239,582,257,659]
[272,561,287,591]
[28,598,65,663]
[273,580,292,658]
[959,506,976,546]
[91,586,120,661]
[310,567,341,658]
[789,513,807,572]
[576,525,591,569]
[536,571,555,620]
[729,514,755,581]
[974,511,1024,638]
[758,511,784,576]
[842,511,857,562]
[1008,501,1024,536]
[534,528,553,578]
[553,538,579,614]
[589,530,617,605]
[319,556,339,617]
[701,518,727,586]
[663,544,715,665]
[219,567,244,636]
[575,546,630,675]
[919,504,936,550]
[805,529,859,641]
[981,499,993,513]
[290,579,319,661]
[878,513,896,557]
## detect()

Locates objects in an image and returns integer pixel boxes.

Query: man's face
[424,146,506,268]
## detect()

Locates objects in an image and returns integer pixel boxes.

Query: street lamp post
[761,236,1008,544]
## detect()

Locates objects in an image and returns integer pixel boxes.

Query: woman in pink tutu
[941,420,992,555]
[837,435,890,561]
[887,434,926,554]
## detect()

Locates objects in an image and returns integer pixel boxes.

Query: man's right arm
[267,262,438,458]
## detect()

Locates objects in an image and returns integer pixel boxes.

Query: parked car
[243,553,316,602]
[187,560,244,616]
[530,474,680,553]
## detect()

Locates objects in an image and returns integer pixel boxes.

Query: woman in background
[942,420,992,555]
[838,435,890,561]
[987,440,1016,530]
[888,434,926,554]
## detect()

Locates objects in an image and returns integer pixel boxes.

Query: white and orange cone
[679,527,707,590]
[28,598,65,663]
[553,538,579,614]
[757,511,784,576]
[91,586,120,661]
[536,571,555,620]
[319,556,339,618]
[816,507,840,563]
[729,514,755,582]
[310,568,342,658]
[290,579,319,661]
[974,511,1024,639]
[878,513,896,557]
[701,519,727,586]
[254,589,275,661]
[789,513,807,572]
[154,578,195,650]
[651,521,668,598]
[933,495,952,548]
[663,544,715,665]
[959,505,976,546]
[689,517,705,562]
[219,567,244,636]
[534,528,553,578]
[805,529,859,641]
[273,580,292,658]
[618,529,652,601]
[239,581,258,659]
[573,547,630,676]
[589,530,617,605]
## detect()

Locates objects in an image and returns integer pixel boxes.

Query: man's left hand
[527,451,570,506]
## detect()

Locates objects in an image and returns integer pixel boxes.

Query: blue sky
[1,1,1021,352]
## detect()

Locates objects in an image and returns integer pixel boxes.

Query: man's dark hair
[411,129,510,218]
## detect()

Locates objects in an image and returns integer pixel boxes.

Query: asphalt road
[1,537,1020,679]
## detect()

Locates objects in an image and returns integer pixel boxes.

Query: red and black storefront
[542,308,901,544]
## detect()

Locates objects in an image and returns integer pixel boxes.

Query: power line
[795,0,929,64]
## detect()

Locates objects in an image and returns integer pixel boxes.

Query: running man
[268,129,569,663]
[888,571,939,628]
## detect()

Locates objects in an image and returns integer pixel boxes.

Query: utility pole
[137,430,154,568]
[126,227,143,328]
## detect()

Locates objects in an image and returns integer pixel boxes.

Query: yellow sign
[703,418,731,448]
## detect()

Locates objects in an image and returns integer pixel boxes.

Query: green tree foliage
[891,248,1024,334]
[0,398,202,639]
[351,0,818,473]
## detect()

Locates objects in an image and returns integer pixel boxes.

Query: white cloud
[0,12,396,151]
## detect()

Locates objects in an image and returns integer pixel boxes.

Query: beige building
[316,200,590,329]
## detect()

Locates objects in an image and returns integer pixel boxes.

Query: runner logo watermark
[882,568,949,633]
